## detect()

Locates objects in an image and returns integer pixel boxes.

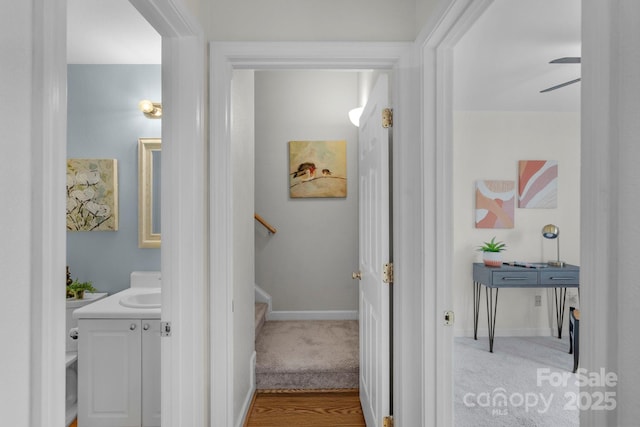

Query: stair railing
[254,213,277,234]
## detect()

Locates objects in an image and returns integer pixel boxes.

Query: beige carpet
[255,320,359,390]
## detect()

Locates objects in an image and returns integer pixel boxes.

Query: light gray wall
[255,70,359,312]
[232,70,255,423]
[67,65,161,295]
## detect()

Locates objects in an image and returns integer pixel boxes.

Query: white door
[358,74,391,426]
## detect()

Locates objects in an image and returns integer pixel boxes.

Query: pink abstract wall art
[518,160,558,208]
[475,180,515,229]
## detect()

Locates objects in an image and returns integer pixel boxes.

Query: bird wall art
[289,140,347,198]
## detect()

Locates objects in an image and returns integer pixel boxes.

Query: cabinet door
[78,319,142,427]
[141,320,161,427]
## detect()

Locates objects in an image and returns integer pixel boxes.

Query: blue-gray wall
[67,65,161,295]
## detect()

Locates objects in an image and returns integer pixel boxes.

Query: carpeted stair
[254,319,359,390]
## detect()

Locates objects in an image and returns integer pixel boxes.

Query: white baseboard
[269,310,358,321]
[236,351,256,427]
[455,328,555,338]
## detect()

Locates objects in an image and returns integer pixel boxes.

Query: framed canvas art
[66,158,118,231]
[475,180,515,229]
[518,160,558,208]
[289,140,347,198]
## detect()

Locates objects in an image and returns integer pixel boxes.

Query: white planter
[482,252,503,267]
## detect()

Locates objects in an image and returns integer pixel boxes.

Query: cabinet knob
[352,271,362,280]
[130,323,137,331]
[143,324,150,331]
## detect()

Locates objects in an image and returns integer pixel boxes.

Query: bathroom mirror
[138,138,161,248]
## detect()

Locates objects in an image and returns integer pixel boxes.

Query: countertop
[73,287,161,319]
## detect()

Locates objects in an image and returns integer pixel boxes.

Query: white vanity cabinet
[78,318,161,427]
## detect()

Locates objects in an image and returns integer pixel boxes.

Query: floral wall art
[518,160,558,208]
[475,180,515,229]
[66,158,118,231]
[289,140,347,198]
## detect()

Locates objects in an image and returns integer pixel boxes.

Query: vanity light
[138,99,162,119]
[542,224,564,267]
[348,107,364,127]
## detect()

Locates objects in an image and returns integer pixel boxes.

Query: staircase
[253,307,359,390]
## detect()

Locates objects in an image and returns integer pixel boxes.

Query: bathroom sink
[119,291,161,309]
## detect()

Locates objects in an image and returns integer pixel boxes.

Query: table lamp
[542,224,564,267]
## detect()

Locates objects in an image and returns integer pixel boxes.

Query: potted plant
[67,279,97,300]
[478,237,506,267]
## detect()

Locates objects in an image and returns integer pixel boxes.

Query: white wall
[453,111,580,336]
[201,0,440,42]
[232,70,255,424]
[0,2,34,423]
[254,70,360,312]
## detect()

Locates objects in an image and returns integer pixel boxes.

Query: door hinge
[383,415,394,427]
[444,310,455,326]
[383,262,394,284]
[382,108,393,128]
[161,321,172,337]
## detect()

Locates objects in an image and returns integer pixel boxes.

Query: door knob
[352,271,362,280]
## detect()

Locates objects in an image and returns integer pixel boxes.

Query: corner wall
[453,110,580,336]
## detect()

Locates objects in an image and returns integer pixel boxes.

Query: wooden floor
[244,390,366,427]
[71,391,365,427]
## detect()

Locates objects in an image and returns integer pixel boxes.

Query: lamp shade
[348,107,364,127]
[541,224,559,239]
[138,99,162,119]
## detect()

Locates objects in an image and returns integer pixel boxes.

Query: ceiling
[454,0,581,112]
[67,0,580,111]
[67,0,161,64]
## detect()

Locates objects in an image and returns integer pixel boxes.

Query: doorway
[41,0,207,425]
[210,43,408,425]
[450,0,581,425]
[239,68,390,420]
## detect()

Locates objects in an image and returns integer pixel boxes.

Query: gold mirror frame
[138,138,161,248]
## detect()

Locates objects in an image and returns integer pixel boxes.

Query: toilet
[65,292,107,427]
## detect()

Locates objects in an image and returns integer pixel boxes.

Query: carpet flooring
[255,320,359,390]
[454,336,579,427]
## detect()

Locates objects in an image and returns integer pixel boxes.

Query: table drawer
[540,270,579,285]
[492,271,538,285]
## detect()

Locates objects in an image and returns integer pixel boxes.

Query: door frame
[209,41,411,425]
[417,1,495,425]
[130,2,209,426]
[33,1,207,426]
[423,1,611,426]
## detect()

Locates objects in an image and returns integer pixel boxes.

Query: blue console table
[472,262,579,352]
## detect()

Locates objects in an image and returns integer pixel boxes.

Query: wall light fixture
[138,99,162,119]
[348,106,364,127]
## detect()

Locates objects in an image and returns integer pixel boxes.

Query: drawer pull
[501,277,527,281]
[549,277,575,280]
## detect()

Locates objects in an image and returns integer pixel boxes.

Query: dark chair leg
[569,306,575,355]
[573,314,580,373]
[569,307,580,373]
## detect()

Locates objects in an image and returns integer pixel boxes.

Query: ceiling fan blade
[540,78,582,93]
[550,57,581,64]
